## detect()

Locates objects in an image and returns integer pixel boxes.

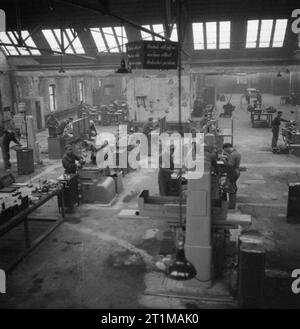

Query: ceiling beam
[53,0,170,41]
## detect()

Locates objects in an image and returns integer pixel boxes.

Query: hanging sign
[126,40,179,70]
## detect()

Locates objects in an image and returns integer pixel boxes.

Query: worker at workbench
[46,114,59,137]
[89,119,97,139]
[271,111,288,150]
[158,144,175,196]
[220,143,241,209]
[0,129,21,170]
[256,90,262,107]
[192,97,205,117]
[62,144,85,174]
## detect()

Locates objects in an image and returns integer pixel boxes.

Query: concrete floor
[0,93,300,308]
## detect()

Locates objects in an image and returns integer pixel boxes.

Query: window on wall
[79,81,85,102]
[49,84,57,112]
[246,18,288,48]
[192,21,231,50]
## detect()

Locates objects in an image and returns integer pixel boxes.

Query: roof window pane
[272,19,287,47]
[206,22,217,49]
[42,29,61,52]
[65,29,85,54]
[152,24,165,41]
[0,32,18,55]
[259,19,273,48]
[192,22,204,49]
[219,21,231,49]
[246,20,259,48]
[20,31,40,55]
[8,32,30,55]
[141,25,153,41]
[53,29,74,54]
[170,24,178,42]
[102,27,119,52]
[114,26,128,51]
[90,28,107,52]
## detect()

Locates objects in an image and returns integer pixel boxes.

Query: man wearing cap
[62,144,85,174]
[46,114,59,137]
[271,111,288,150]
[221,143,241,209]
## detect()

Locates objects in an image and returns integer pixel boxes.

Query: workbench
[251,111,273,128]
[0,187,64,271]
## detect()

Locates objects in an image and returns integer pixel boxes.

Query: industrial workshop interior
[0,0,299,311]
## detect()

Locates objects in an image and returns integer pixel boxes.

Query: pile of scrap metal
[77,103,99,120]
[100,100,129,126]
[281,121,299,145]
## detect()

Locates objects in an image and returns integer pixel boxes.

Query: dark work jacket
[225,149,241,182]
[271,117,288,132]
[142,122,155,136]
[62,153,81,174]
[1,131,20,152]
[57,121,68,135]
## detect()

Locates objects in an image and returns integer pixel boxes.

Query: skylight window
[140,24,176,42]
[141,25,153,41]
[8,32,30,55]
[65,29,85,54]
[206,22,217,49]
[90,26,128,53]
[0,32,19,55]
[114,26,128,51]
[0,30,41,56]
[192,23,204,49]
[42,29,61,52]
[20,31,41,55]
[246,20,259,48]
[246,18,287,48]
[170,24,178,42]
[192,21,230,50]
[152,24,165,41]
[219,21,231,49]
[102,27,119,52]
[259,20,273,48]
[90,28,107,52]
[272,19,287,47]
[52,29,74,54]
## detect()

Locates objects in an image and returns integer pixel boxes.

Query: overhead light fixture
[115,57,131,74]
[116,23,132,74]
[276,71,282,77]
